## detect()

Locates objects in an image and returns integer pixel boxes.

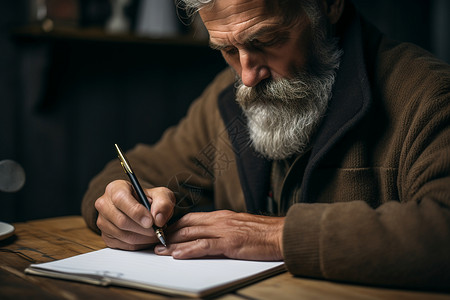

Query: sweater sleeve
[282,42,450,291]
[81,68,235,233]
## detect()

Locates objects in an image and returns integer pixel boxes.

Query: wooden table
[1,216,449,300]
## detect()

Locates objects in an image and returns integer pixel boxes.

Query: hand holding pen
[114,144,168,246]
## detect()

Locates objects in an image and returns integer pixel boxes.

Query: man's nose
[239,50,270,87]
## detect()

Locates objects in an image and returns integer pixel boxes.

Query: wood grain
[1,216,449,300]
[0,216,167,299]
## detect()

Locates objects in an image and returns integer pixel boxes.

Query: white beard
[235,73,332,160]
[235,28,342,160]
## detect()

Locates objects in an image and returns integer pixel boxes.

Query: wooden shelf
[12,25,209,48]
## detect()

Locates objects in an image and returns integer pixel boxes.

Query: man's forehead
[199,0,268,17]
[198,0,280,45]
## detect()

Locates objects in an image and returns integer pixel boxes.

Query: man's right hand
[94,180,175,250]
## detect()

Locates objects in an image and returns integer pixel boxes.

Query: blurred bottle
[135,0,180,37]
[106,0,131,33]
[28,0,47,23]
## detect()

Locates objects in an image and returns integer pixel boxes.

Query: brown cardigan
[82,4,450,291]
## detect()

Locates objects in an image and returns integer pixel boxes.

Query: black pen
[114,144,167,247]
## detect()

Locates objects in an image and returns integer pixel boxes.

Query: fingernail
[156,213,164,227]
[155,245,166,253]
[140,217,152,228]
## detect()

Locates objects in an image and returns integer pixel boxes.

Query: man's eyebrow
[245,26,286,42]
[209,41,228,51]
[208,25,289,50]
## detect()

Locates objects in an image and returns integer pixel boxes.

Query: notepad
[25,248,285,298]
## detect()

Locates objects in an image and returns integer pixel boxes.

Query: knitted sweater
[82,3,450,291]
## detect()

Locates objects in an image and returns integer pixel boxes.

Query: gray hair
[176,0,213,10]
[176,0,325,28]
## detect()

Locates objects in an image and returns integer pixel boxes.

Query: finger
[106,180,154,229]
[155,239,223,259]
[147,187,176,227]
[98,215,156,246]
[95,194,153,236]
[167,224,219,244]
[102,232,152,251]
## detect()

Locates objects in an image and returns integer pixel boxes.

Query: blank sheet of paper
[27,248,285,296]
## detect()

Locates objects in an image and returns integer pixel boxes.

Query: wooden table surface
[1,216,449,300]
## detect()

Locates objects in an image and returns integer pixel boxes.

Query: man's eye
[223,47,238,55]
[251,39,266,48]
[252,37,287,49]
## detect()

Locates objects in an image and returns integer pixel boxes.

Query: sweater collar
[301,3,373,201]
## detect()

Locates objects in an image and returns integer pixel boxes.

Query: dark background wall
[0,0,449,223]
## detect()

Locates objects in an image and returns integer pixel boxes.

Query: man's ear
[323,0,345,24]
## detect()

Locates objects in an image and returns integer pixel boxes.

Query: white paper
[28,248,285,295]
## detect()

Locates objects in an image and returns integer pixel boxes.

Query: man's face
[199,0,341,160]
[199,0,313,87]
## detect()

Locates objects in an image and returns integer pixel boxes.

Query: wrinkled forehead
[199,0,269,21]
[198,0,280,41]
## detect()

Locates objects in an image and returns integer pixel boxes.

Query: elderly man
[82,0,450,290]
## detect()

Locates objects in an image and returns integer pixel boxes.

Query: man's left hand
[154,210,284,261]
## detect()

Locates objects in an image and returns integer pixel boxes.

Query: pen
[114,144,167,247]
